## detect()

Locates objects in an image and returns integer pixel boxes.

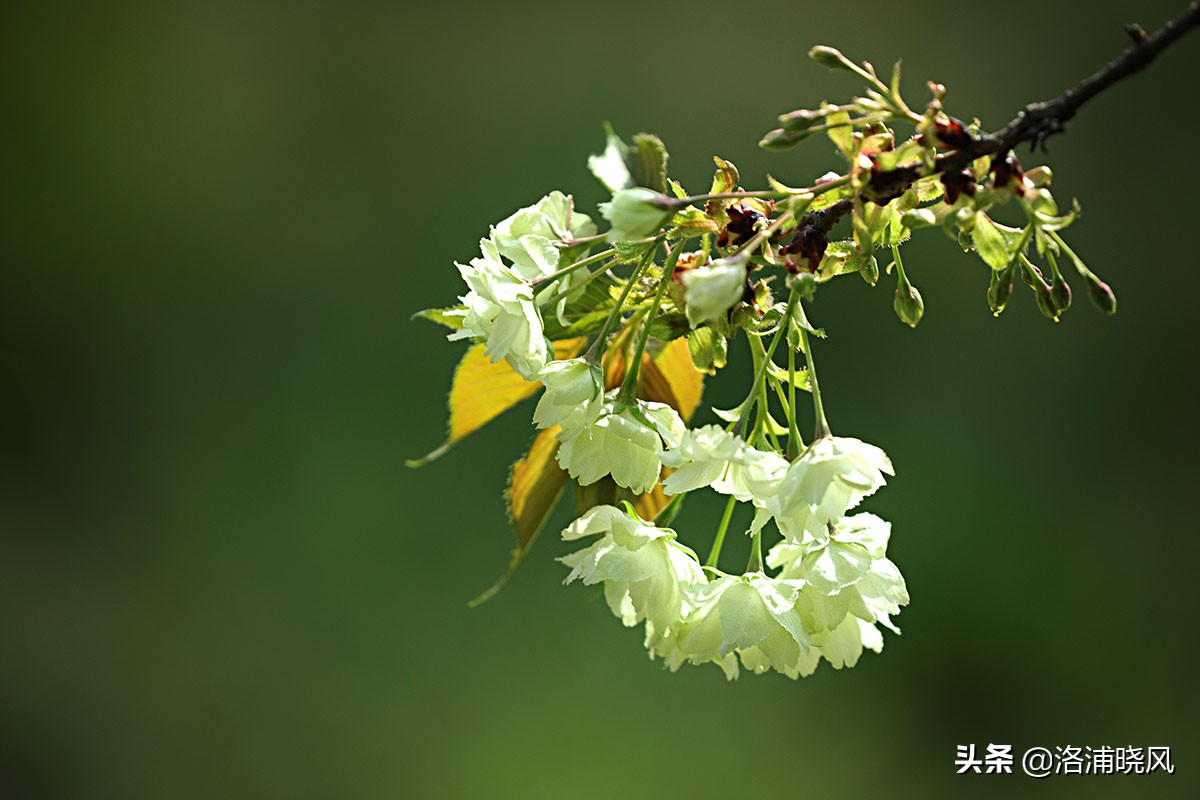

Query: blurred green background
[3,0,1198,797]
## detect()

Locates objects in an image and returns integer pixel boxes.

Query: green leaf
[687,326,728,374]
[818,241,873,282]
[972,212,1011,271]
[631,133,669,194]
[825,110,855,159]
[470,426,569,606]
[872,138,927,172]
[412,306,466,331]
[669,205,719,238]
[710,157,740,194]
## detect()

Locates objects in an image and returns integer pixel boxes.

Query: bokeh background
[3,0,1199,797]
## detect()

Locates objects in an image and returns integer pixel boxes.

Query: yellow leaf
[408,338,586,467]
[640,337,704,422]
[574,470,674,522]
[471,425,569,606]
[631,473,672,520]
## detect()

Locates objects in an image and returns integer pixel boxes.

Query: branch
[865,1,1200,201]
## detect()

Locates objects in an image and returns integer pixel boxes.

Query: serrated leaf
[818,241,872,282]
[631,133,669,194]
[972,212,1011,271]
[913,175,944,202]
[412,306,466,331]
[408,338,586,467]
[710,157,740,194]
[470,425,569,606]
[670,205,719,238]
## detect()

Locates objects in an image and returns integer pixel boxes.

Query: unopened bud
[1024,165,1053,186]
[859,254,879,286]
[779,108,825,133]
[759,127,799,151]
[987,264,1015,316]
[1049,275,1072,314]
[1086,275,1118,315]
[1034,282,1059,321]
[809,45,851,71]
[894,273,924,327]
[599,188,680,242]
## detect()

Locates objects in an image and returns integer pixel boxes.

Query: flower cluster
[447,192,595,379]
[413,34,1136,684]
[559,432,908,680]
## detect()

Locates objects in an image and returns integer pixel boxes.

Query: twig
[864,1,1200,202]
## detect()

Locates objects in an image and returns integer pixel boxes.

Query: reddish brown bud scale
[941,169,977,204]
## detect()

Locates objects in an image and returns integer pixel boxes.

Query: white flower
[559,505,704,634]
[768,512,909,641]
[599,188,676,242]
[810,616,885,670]
[758,435,893,540]
[660,425,788,501]
[681,258,747,327]
[676,573,815,680]
[533,358,603,431]
[490,191,596,280]
[448,239,549,379]
[556,395,685,495]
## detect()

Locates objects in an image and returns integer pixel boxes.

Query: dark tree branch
[864,1,1200,202]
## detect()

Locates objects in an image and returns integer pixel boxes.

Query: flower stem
[538,259,612,309]
[735,281,803,435]
[705,495,738,569]
[786,341,803,459]
[584,244,656,365]
[617,241,684,405]
[797,304,831,440]
[531,248,616,287]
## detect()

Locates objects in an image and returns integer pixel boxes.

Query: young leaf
[825,110,855,159]
[470,426,569,606]
[710,157,740,194]
[687,326,728,374]
[631,133,669,195]
[408,338,586,467]
[412,306,466,331]
[972,212,1011,271]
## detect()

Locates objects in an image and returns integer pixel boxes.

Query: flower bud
[759,127,800,151]
[1034,283,1059,321]
[778,108,825,133]
[809,45,851,71]
[893,274,924,328]
[599,188,678,242]
[1024,165,1053,186]
[1086,275,1118,315]
[681,258,748,328]
[987,264,1015,316]
[858,254,879,286]
[1049,275,1072,314]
